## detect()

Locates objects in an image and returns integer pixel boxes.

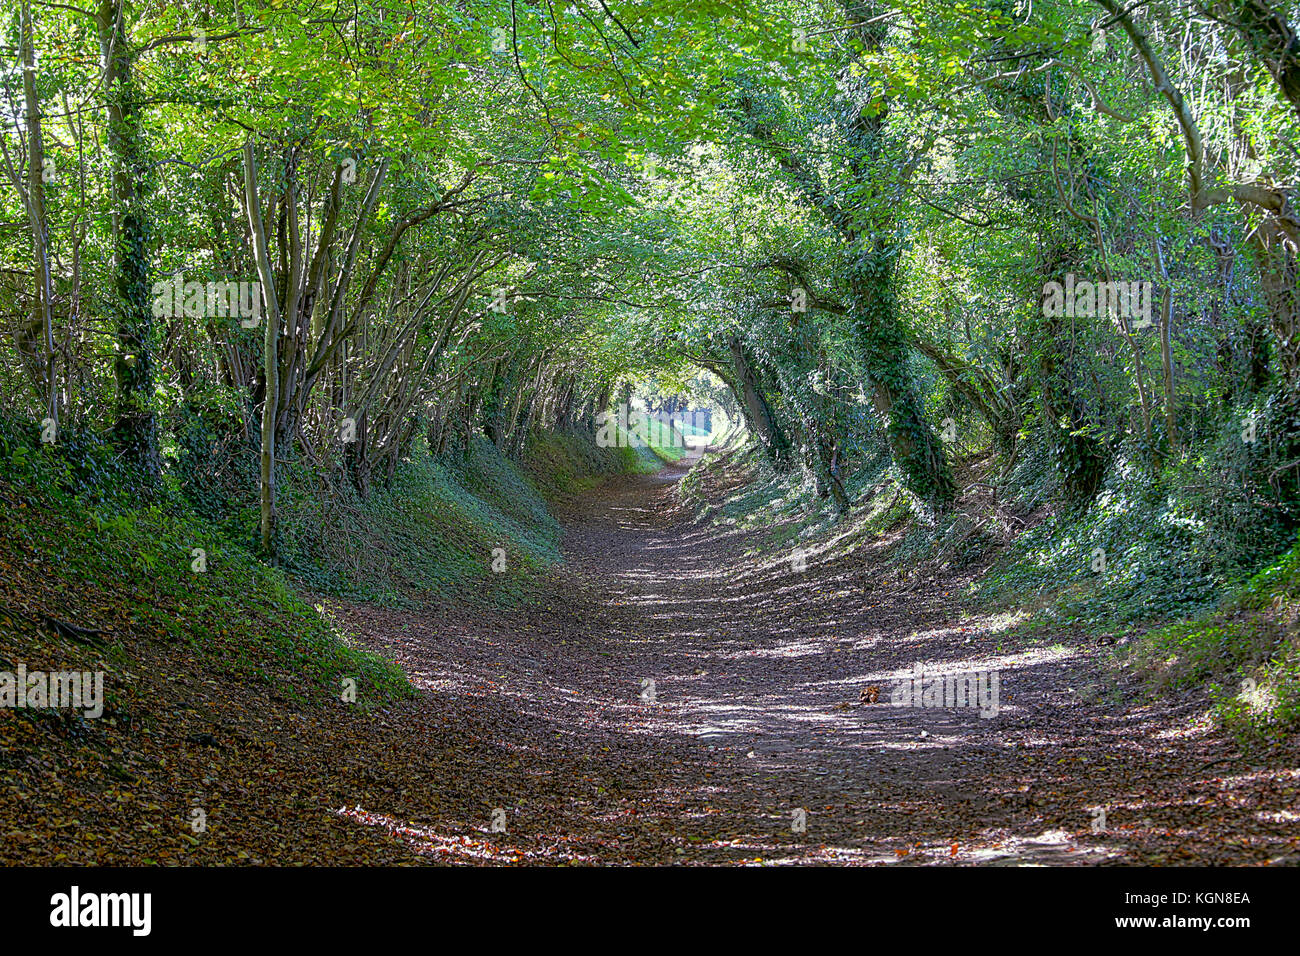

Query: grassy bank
[0,420,642,714]
[1124,535,1300,745]
[0,422,411,708]
[678,435,1300,743]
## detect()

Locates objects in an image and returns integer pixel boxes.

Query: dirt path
[336,454,1300,865]
[9,454,1297,867]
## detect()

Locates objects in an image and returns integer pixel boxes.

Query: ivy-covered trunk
[97,0,160,485]
[849,247,955,505]
[1036,247,1110,503]
[16,0,57,424]
[1249,218,1300,390]
[772,316,849,510]
[729,336,793,471]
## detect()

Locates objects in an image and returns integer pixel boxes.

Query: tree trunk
[849,249,955,504]
[243,139,281,557]
[729,336,793,471]
[97,0,160,483]
[1250,218,1300,389]
[20,0,56,424]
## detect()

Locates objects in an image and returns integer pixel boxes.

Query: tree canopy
[3,0,1299,552]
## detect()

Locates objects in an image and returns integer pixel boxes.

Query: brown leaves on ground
[3,457,1300,865]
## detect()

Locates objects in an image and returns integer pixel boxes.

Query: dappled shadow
[322,455,1300,865]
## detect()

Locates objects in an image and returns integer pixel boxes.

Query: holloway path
[15,452,1297,866]
[327,453,1300,866]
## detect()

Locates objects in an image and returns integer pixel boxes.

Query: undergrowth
[278,436,565,608]
[0,419,410,706]
[0,416,646,710]
[1124,534,1300,745]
